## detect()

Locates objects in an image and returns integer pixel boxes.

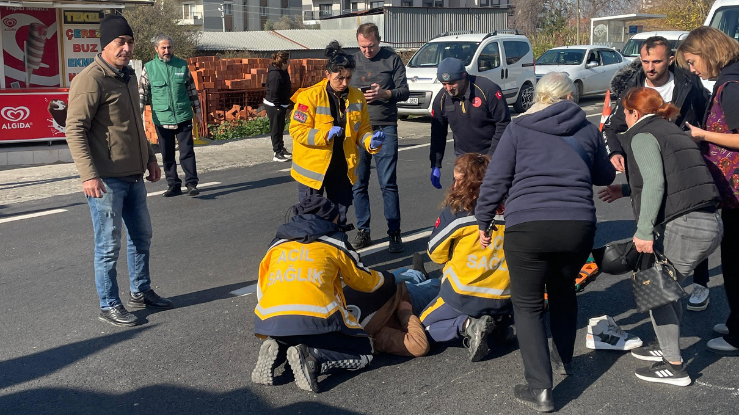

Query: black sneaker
[251,338,287,385]
[127,289,174,310]
[513,384,554,412]
[281,149,292,157]
[635,359,691,386]
[273,151,290,162]
[353,229,372,249]
[99,304,139,327]
[462,315,495,362]
[186,184,200,196]
[631,344,666,362]
[388,230,404,253]
[411,252,428,278]
[286,344,320,392]
[163,185,182,197]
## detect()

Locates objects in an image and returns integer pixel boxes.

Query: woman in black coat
[265,51,292,162]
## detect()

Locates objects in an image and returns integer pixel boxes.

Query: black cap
[437,57,467,82]
[291,195,339,222]
[100,15,134,49]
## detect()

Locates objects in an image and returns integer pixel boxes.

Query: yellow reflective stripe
[256,301,339,316]
[420,296,445,322]
[444,268,510,296]
[361,132,372,143]
[307,129,320,145]
[292,160,324,183]
[316,106,331,115]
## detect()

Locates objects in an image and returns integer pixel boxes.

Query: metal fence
[382,7,509,49]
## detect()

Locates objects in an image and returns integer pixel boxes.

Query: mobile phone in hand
[360,86,371,93]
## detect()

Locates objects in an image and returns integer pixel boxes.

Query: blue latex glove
[430,167,442,189]
[391,268,427,284]
[327,126,344,142]
[369,130,386,149]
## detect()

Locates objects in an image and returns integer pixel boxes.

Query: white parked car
[703,0,739,91]
[620,31,689,62]
[398,31,537,116]
[535,45,629,103]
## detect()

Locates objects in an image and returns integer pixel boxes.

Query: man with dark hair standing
[430,57,511,189]
[602,36,711,312]
[66,15,173,327]
[350,23,409,253]
[140,33,202,197]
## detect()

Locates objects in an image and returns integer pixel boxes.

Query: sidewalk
[0,119,430,206]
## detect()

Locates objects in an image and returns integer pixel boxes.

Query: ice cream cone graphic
[25,22,48,87]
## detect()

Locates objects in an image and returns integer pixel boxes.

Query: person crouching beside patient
[421,153,513,362]
[251,195,397,393]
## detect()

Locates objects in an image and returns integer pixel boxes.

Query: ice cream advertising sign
[0,90,69,141]
[1,7,61,88]
[61,10,103,87]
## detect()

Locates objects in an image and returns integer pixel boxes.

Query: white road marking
[278,168,291,172]
[398,139,452,152]
[356,228,433,256]
[0,208,68,224]
[230,284,258,297]
[147,181,221,197]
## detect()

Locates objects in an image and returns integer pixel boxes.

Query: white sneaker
[586,315,643,350]
[707,337,739,355]
[687,284,710,311]
[714,323,729,335]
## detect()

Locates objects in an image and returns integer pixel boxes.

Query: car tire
[573,81,582,104]
[513,82,534,113]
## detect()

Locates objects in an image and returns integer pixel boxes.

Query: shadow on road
[196,176,294,200]
[0,175,80,191]
[0,201,86,218]
[0,326,153,390]
[133,282,249,322]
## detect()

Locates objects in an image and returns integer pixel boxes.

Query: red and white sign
[1,7,61,88]
[0,89,68,141]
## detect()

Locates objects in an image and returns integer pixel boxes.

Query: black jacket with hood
[265,64,292,106]
[602,59,710,158]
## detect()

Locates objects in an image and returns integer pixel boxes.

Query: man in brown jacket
[66,15,173,327]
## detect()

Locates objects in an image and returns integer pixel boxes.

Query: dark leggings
[504,220,595,390]
[722,209,739,346]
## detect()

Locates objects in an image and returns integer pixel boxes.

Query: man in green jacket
[66,15,173,327]
[139,33,202,197]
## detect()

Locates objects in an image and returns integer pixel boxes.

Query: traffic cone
[193,120,208,146]
[599,90,611,132]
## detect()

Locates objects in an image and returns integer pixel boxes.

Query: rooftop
[197,30,358,52]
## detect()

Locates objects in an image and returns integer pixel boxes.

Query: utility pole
[218,4,225,32]
[576,0,580,43]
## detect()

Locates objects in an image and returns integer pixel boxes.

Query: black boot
[514,384,554,412]
[411,252,429,279]
[163,185,182,197]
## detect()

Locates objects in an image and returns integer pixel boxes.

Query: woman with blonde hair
[265,51,292,162]
[599,87,722,386]
[476,72,615,411]
[421,153,512,363]
[676,27,739,355]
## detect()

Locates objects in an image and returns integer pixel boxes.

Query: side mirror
[586,61,599,69]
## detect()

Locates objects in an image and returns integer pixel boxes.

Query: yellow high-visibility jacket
[254,215,394,337]
[289,79,377,189]
[426,207,512,317]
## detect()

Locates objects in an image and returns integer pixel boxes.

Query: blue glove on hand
[430,167,442,189]
[391,268,427,285]
[327,126,344,142]
[370,130,386,149]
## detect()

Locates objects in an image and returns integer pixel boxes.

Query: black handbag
[631,251,687,313]
[592,240,640,275]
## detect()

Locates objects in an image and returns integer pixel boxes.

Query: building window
[223,2,233,15]
[319,4,332,17]
[434,0,443,7]
[402,0,412,5]
[423,0,433,6]
[370,1,383,8]
[480,0,489,6]
[260,6,268,15]
[183,3,194,19]
[351,2,359,11]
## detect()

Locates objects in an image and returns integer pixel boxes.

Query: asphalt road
[1,97,736,414]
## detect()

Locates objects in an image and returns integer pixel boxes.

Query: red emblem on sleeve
[431,109,435,117]
[495,90,503,100]
[472,97,482,107]
[297,104,309,112]
[435,217,441,228]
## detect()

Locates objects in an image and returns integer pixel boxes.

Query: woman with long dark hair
[265,50,292,162]
[599,87,722,386]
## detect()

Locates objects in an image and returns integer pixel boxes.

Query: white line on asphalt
[0,208,68,224]
[278,168,291,172]
[356,228,433,256]
[147,182,221,197]
[230,284,258,297]
[398,139,452,153]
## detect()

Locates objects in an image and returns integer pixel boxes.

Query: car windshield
[408,42,480,68]
[709,6,739,40]
[622,38,679,57]
[536,49,586,65]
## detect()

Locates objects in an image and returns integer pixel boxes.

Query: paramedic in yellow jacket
[289,41,384,225]
[421,154,513,362]
[251,195,400,393]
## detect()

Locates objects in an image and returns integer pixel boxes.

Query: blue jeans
[352,125,401,233]
[405,278,442,316]
[87,178,153,309]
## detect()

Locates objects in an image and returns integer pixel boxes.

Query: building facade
[174,0,303,31]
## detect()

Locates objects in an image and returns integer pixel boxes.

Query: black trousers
[504,220,595,390]
[297,174,353,226]
[694,258,709,287]
[265,105,287,153]
[155,121,198,187]
[722,209,739,346]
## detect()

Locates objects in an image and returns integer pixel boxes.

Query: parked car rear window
[600,50,622,65]
[709,6,739,40]
[408,42,480,67]
[536,49,586,65]
[503,41,530,65]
